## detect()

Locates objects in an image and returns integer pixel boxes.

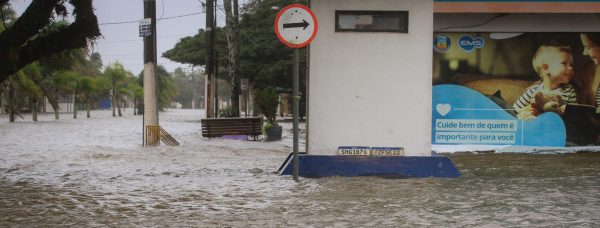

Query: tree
[163,0,308,117]
[103,62,130,117]
[89,52,103,71]
[137,65,177,111]
[255,86,278,124]
[0,2,16,119]
[70,50,105,118]
[0,0,101,83]
[0,2,16,30]
[157,66,176,110]
[223,0,241,116]
[38,44,87,120]
[53,70,80,118]
[172,67,204,109]
[162,31,207,66]
[20,63,43,121]
[78,75,108,118]
[128,79,143,115]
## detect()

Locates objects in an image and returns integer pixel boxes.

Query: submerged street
[1,109,599,226]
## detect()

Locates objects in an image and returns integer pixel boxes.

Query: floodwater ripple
[1,110,599,226]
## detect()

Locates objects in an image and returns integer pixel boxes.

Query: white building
[307,0,600,155]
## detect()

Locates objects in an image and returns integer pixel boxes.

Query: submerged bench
[201,117,263,140]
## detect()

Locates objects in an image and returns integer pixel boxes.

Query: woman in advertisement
[569,33,600,145]
[575,33,600,109]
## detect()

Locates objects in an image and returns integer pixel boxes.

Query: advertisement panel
[432,32,600,148]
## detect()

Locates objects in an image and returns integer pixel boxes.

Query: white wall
[308,0,433,156]
[45,96,73,113]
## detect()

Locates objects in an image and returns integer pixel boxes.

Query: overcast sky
[10,0,226,74]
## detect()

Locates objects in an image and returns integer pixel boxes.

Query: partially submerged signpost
[275,4,318,181]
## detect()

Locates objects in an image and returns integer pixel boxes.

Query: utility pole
[204,0,215,118]
[143,0,159,145]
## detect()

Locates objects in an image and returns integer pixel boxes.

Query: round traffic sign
[274,4,318,48]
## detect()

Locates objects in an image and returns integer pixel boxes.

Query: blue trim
[279,155,460,178]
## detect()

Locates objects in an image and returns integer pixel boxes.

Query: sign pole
[293,48,300,181]
[275,4,318,181]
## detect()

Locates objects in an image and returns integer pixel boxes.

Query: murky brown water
[1,110,599,226]
[2,153,599,227]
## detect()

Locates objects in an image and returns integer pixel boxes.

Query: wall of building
[308,0,433,156]
[45,95,74,113]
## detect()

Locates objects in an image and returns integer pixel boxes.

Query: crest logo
[433,35,451,53]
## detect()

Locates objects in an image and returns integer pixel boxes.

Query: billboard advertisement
[432,32,600,148]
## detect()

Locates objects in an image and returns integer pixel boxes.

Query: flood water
[1,110,599,227]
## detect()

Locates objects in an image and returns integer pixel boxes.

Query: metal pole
[293,48,300,181]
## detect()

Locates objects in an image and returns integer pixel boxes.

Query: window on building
[335,11,409,33]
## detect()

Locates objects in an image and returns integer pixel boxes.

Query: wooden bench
[201,117,263,140]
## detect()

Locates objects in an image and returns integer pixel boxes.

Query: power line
[161,12,203,20]
[98,32,197,44]
[99,12,203,26]
[158,0,165,20]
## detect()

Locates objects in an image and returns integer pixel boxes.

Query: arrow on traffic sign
[283,19,309,30]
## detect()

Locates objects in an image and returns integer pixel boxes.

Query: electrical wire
[97,1,242,27]
[98,32,197,45]
[158,0,165,20]
[99,12,203,26]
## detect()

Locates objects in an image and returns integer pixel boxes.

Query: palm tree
[78,76,109,118]
[71,51,105,118]
[53,70,80,118]
[103,62,131,117]
[156,66,177,110]
[20,63,44,121]
[2,63,44,122]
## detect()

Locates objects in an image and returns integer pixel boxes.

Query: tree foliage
[0,2,16,29]
[163,0,307,117]
[163,0,306,91]
[255,86,278,123]
[172,67,204,109]
[157,66,176,111]
[104,62,133,116]
[163,31,207,66]
[237,0,307,90]
[137,65,177,111]
[0,0,101,83]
